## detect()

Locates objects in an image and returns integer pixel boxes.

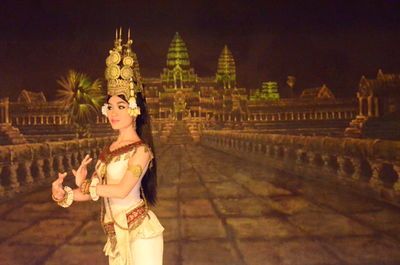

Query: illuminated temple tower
[143,33,249,126]
[216,45,236,89]
[161,32,196,89]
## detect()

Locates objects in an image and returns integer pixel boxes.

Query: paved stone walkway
[1,143,400,265]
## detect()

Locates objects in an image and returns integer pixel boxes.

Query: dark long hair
[107,93,158,206]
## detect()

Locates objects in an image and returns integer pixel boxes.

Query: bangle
[89,177,100,201]
[80,179,91,195]
[55,186,74,208]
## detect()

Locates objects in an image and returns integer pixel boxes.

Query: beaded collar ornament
[103,27,142,117]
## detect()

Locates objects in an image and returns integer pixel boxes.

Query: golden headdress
[104,27,142,117]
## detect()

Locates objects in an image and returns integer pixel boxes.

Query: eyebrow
[115,101,127,104]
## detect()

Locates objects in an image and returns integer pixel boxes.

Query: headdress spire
[104,27,142,117]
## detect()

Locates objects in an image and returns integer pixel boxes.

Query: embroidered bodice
[96,142,153,215]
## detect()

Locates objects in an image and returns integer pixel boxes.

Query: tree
[56,70,104,138]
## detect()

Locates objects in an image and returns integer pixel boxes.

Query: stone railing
[0,136,115,198]
[201,131,400,205]
[214,110,357,122]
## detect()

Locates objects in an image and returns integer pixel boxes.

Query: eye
[118,105,126,110]
[107,105,112,110]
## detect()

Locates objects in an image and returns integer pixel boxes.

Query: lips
[111,119,119,124]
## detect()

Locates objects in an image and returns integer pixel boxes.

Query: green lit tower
[161,32,196,89]
[250,81,280,101]
[216,45,236,89]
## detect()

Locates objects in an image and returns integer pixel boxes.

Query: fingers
[58,172,67,182]
[83,156,93,166]
[52,172,66,186]
[82,154,91,163]
[72,169,77,177]
[79,155,92,168]
[58,172,67,178]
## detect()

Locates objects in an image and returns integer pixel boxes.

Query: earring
[101,103,108,117]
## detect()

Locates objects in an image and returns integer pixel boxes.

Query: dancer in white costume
[51,29,164,265]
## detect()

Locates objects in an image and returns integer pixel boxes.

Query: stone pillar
[308,152,317,166]
[350,157,362,180]
[296,149,304,164]
[47,157,55,177]
[9,164,20,189]
[23,161,34,184]
[65,153,73,169]
[367,96,373,117]
[5,99,10,124]
[337,156,347,178]
[56,155,65,172]
[369,160,383,189]
[321,154,332,170]
[358,96,363,115]
[274,146,280,158]
[282,147,290,160]
[374,97,379,117]
[36,159,46,180]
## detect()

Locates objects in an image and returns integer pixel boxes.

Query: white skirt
[103,208,164,265]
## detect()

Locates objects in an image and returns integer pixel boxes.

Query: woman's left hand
[72,154,92,187]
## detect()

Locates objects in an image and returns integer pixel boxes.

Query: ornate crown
[104,28,142,117]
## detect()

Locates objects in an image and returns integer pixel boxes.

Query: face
[106,95,135,130]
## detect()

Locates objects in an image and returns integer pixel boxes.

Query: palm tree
[57,70,104,138]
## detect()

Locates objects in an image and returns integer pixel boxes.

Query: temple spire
[166,32,190,69]
[216,45,236,89]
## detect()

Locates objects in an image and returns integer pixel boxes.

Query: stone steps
[0,124,27,145]
[166,121,194,144]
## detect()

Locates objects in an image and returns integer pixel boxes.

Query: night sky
[1,0,400,100]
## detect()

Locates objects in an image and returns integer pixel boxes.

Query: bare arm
[96,146,152,199]
[72,188,92,201]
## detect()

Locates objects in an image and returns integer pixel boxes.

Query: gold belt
[102,200,148,249]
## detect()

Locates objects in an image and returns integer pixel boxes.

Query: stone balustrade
[212,110,357,123]
[0,136,114,197]
[200,130,400,205]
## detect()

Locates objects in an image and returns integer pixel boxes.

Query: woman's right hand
[51,172,67,200]
[72,154,92,187]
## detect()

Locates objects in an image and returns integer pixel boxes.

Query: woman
[51,89,164,265]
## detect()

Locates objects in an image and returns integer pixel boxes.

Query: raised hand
[51,172,67,200]
[72,154,92,187]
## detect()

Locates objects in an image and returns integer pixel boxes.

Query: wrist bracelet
[55,186,74,208]
[89,177,100,201]
[80,179,91,195]
[52,193,63,202]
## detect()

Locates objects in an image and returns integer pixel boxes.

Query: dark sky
[1,0,400,100]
